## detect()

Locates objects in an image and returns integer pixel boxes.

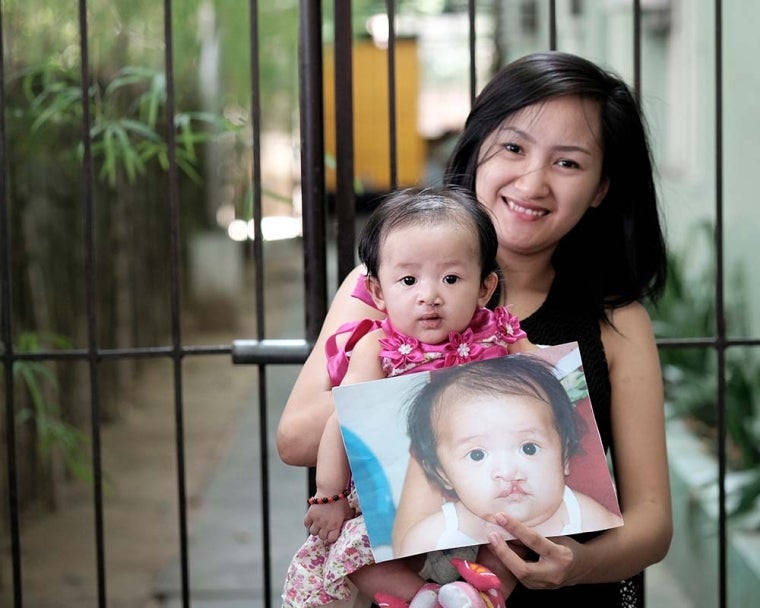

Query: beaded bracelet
[307,489,350,505]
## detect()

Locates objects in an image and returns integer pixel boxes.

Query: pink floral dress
[281,305,526,607]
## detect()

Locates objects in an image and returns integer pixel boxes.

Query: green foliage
[561,368,589,405]
[14,63,237,187]
[13,333,93,485]
[649,221,760,515]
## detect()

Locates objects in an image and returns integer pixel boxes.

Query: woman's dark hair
[357,186,502,306]
[406,355,584,494]
[444,51,667,321]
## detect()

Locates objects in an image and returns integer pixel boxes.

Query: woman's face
[475,95,608,262]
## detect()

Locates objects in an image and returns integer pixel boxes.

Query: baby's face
[434,390,567,527]
[370,222,489,344]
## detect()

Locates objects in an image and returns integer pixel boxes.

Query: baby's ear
[478,271,499,307]
[365,276,387,312]
[435,466,455,491]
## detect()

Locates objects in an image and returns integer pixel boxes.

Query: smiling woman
[280,50,670,608]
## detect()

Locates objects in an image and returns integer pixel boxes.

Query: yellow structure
[322,37,426,194]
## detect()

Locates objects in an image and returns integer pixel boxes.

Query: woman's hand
[304,500,355,544]
[486,513,585,590]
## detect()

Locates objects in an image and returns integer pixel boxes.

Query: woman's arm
[277,266,383,466]
[487,302,672,588]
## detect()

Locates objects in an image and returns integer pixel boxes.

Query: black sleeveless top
[509,277,644,608]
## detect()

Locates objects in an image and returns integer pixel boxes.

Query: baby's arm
[304,410,355,543]
[278,266,382,466]
[508,336,537,354]
[304,330,386,542]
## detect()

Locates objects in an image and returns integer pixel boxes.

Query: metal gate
[2,1,757,608]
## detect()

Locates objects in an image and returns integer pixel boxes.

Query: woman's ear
[365,276,387,312]
[590,176,610,209]
[477,272,499,307]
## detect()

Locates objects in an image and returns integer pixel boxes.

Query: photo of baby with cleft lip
[397,351,623,557]
[332,342,623,562]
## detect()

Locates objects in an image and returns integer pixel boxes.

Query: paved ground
[0,239,693,607]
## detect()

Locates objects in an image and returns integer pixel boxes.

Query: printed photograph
[332,342,623,562]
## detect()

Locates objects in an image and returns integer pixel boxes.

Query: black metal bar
[633,0,642,102]
[5,340,313,362]
[232,339,312,364]
[77,2,108,606]
[548,0,557,50]
[299,0,328,344]
[0,4,23,606]
[7,334,759,364]
[713,1,727,606]
[386,0,398,190]
[334,0,356,283]
[468,0,477,102]
[249,0,265,327]
[246,3,274,605]
[161,2,191,607]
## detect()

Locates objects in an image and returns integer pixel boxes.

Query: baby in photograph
[397,354,623,556]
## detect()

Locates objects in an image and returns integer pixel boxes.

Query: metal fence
[1,1,757,608]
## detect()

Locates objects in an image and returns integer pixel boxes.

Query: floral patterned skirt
[282,494,374,608]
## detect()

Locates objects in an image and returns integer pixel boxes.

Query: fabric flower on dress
[378,334,425,369]
[443,328,484,366]
[495,306,527,343]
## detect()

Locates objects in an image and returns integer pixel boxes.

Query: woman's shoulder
[398,510,446,556]
[601,301,655,346]
[601,300,659,374]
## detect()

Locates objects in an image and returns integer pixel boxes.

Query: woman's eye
[503,142,522,154]
[401,276,416,286]
[443,275,458,285]
[557,159,580,169]
[520,442,539,456]
[467,449,486,462]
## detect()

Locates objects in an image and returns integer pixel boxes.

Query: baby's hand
[304,499,354,543]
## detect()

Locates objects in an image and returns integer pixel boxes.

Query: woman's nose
[513,164,550,198]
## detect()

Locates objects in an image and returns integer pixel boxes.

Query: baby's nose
[417,284,441,306]
[491,455,521,480]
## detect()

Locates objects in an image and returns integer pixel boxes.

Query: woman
[277,51,672,607]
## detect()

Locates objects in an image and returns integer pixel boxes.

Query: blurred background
[1,1,758,607]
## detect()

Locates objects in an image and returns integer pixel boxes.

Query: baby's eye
[401,276,416,286]
[520,442,539,456]
[442,275,459,285]
[467,449,486,462]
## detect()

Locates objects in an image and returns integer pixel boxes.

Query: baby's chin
[487,502,555,528]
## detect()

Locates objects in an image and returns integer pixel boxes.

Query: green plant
[16,63,238,187]
[13,332,93,485]
[649,221,760,517]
